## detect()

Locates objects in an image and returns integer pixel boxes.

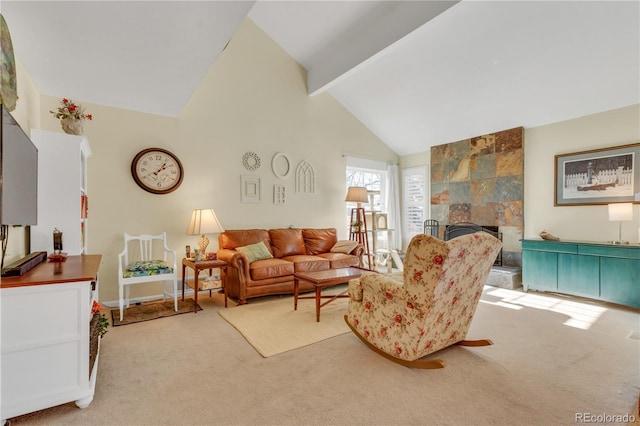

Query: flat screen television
[0,104,38,226]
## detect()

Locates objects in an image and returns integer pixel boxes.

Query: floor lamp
[346,186,372,269]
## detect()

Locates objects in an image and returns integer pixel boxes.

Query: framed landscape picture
[554,143,640,206]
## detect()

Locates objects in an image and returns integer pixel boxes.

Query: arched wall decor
[295,160,315,193]
[271,152,291,179]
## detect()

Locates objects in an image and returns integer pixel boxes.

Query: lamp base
[198,234,210,254]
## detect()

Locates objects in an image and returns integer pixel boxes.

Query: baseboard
[102,276,216,308]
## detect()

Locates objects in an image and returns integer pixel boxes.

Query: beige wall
[399,104,640,245]
[9,18,397,303]
[524,104,640,243]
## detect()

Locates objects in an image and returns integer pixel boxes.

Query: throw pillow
[330,240,358,254]
[236,241,274,263]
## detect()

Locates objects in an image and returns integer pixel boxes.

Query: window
[346,168,385,212]
[402,166,428,247]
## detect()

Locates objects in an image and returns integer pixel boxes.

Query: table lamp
[187,208,224,255]
[608,202,633,245]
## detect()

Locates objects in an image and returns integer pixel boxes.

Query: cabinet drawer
[521,240,577,254]
[578,245,640,259]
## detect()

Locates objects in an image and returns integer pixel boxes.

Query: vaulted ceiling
[2,1,638,156]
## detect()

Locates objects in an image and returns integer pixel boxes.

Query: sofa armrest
[217,248,248,272]
[351,243,364,257]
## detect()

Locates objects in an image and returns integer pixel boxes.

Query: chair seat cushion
[124,260,174,278]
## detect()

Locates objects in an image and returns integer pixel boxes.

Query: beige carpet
[218,286,350,357]
[5,287,639,425]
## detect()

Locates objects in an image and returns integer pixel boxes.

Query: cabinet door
[522,250,558,291]
[599,257,640,309]
[558,253,599,298]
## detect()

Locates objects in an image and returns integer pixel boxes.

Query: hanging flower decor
[50,98,93,135]
[91,300,109,338]
[50,98,93,120]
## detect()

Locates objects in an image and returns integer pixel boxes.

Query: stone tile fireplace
[430,126,524,267]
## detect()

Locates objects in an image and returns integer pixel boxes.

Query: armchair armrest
[360,273,405,300]
[348,271,400,301]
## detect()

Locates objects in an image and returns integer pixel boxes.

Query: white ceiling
[2,1,639,156]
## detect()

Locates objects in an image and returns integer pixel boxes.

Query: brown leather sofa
[217,228,362,304]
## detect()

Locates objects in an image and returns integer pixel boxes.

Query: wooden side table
[181,258,229,313]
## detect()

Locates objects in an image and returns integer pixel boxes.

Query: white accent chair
[117,232,178,320]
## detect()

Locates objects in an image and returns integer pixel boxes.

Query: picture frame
[241,175,261,203]
[554,142,639,206]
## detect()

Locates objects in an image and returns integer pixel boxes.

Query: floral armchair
[345,232,502,368]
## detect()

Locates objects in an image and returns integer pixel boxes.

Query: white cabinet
[30,130,91,255]
[0,255,102,424]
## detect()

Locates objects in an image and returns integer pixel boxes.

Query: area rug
[111,299,202,326]
[218,286,350,357]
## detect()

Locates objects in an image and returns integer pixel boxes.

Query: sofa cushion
[329,240,358,254]
[249,258,295,281]
[303,228,338,255]
[236,241,273,263]
[283,255,330,272]
[269,228,306,258]
[318,252,360,269]
[219,229,272,254]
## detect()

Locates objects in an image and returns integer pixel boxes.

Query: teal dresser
[521,239,640,309]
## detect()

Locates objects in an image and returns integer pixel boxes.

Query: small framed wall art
[274,184,285,204]
[241,175,261,203]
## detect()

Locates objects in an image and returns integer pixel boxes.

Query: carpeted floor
[7,286,640,425]
[110,299,201,326]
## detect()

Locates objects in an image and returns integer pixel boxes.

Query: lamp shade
[187,208,224,235]
[345,186,369,203]
[608,203,633,222]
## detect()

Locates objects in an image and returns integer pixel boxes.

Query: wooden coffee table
[293,267,364,322]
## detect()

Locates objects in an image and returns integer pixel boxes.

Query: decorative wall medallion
[295,160,315,193]
[274,184,285,204]
[271,152,290,179]
[242,151,261,171]
[241,175,261,203]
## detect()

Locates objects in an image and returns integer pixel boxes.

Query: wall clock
[131,148,184,194]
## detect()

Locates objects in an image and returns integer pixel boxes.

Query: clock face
[131,148,184,194]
